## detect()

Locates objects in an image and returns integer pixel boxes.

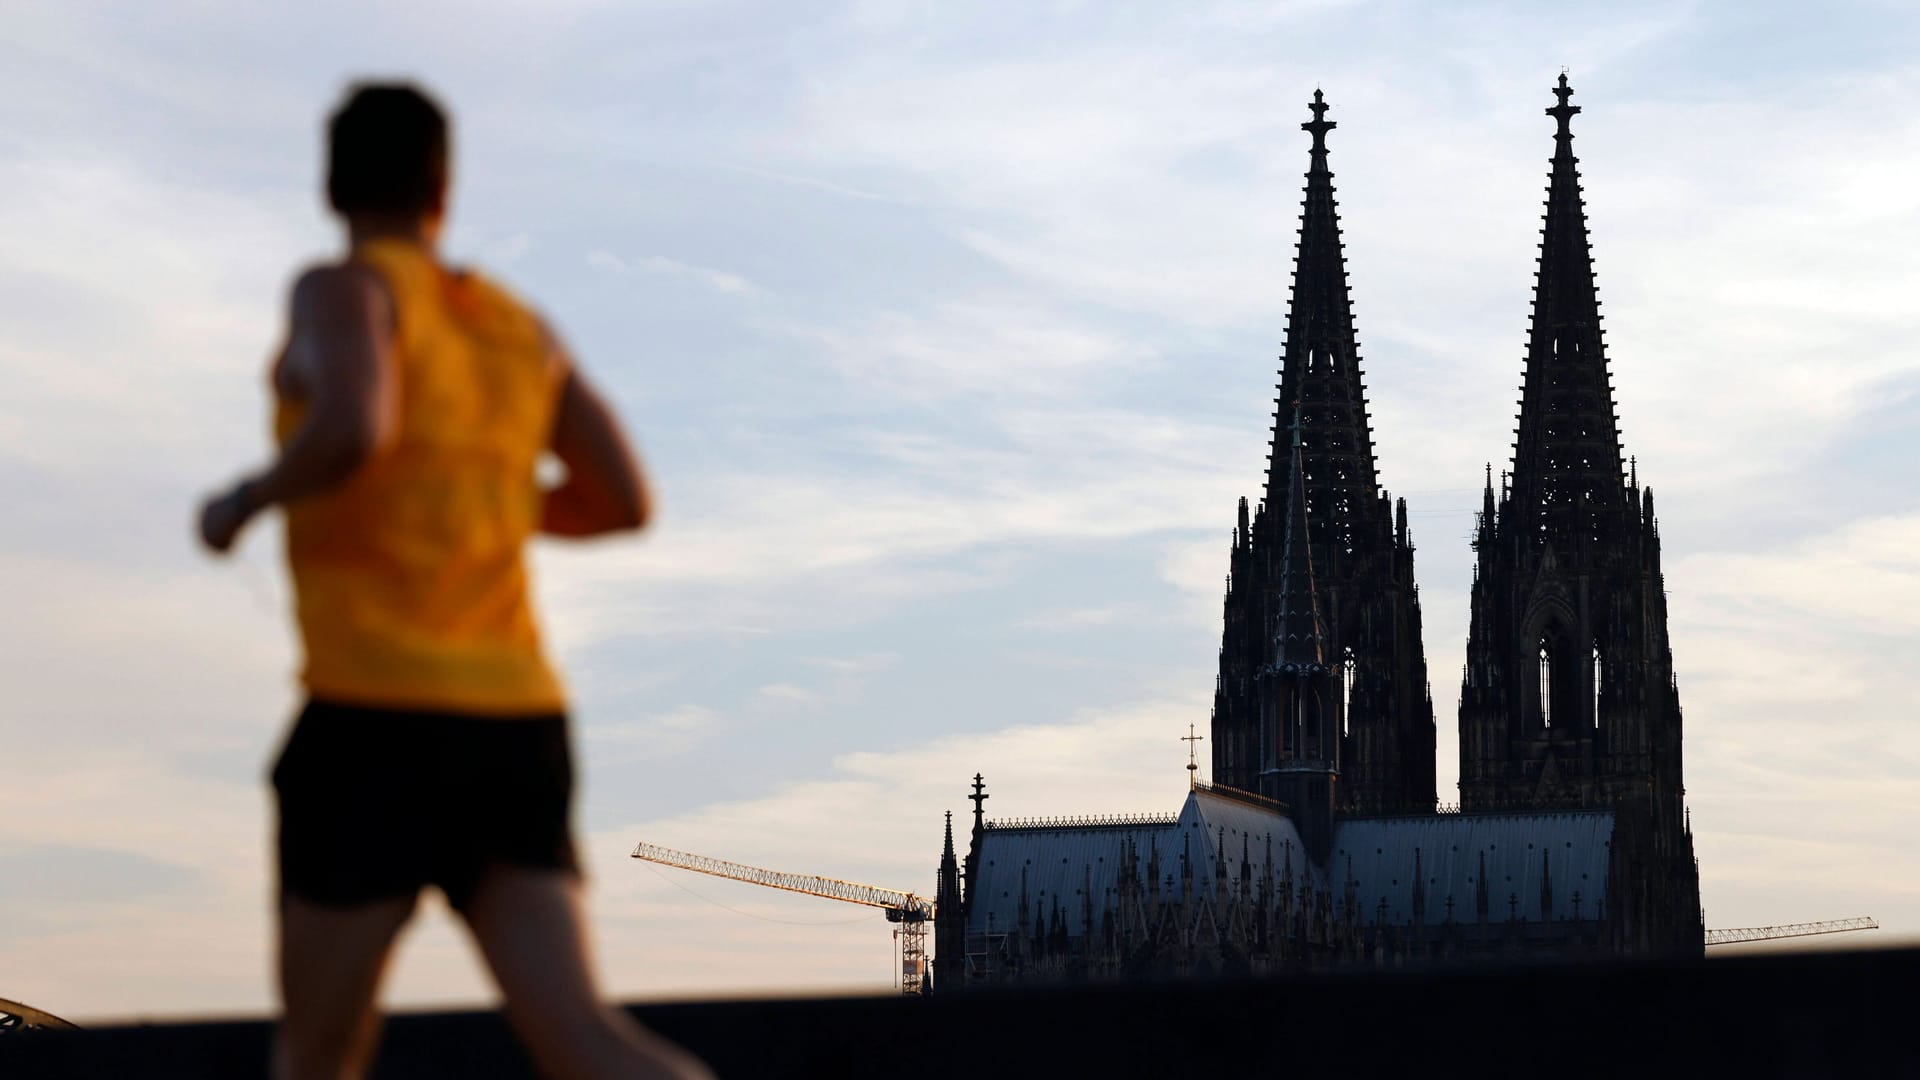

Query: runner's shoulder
[287,261,392,321]
[290,260,385,298]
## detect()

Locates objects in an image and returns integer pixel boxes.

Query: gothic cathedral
[934,77,1703,989]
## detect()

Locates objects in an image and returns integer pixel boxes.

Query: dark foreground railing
[4,946,1914,1078]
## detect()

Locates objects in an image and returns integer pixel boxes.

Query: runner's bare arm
[196,266,398,554]
[539,325,651,537]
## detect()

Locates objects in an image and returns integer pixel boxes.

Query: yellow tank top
[275,238,566,715]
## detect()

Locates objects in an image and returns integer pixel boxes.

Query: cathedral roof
[964,787,1317,938]
[1334,810,1614,926]
[1177,785,1317,887]
[965,791,1614,938]
[965,817,1177,938]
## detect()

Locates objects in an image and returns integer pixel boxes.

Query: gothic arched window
[1538,642,1554,730]
[1341,648,1356,736]
[1591,644,1603,730]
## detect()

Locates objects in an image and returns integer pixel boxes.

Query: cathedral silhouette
[932,77,1704,987]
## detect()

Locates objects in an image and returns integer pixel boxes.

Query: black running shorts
[271,698,580,911]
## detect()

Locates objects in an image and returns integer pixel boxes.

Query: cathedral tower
[1212,91,1436,817]
[1458,76,1701,952]
[1258,406,1339,862]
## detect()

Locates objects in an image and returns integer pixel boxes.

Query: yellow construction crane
[1704,916,1877,947]
[631,841,934,995]
[0,997,77,1034]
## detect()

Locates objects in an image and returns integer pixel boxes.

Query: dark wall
[3,947,1911,1078]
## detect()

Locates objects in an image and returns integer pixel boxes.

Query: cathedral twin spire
[1210,87,1433,816]
[1264,89,1383,567]
[1507,73,1631,553]
[1219,75,1658,822]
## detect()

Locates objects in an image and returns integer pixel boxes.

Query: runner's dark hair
[327,83,450,215]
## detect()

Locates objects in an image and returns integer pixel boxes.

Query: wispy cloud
[582,705,726,764]
[587,249,762,296]
[757,683,819,704]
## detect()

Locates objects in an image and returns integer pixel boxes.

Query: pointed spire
[939,810,958,900]
[1412,847,1426,924]
[1263,834,1276,898]
[1274,401,1329,674]
[1082,864,1094,936]
[1265,89,1383,566]
[1017,863,1031,937]
[1509,74,1628,552]
[1148,833,1161,901]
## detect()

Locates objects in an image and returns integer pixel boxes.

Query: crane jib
[631,839,935,994]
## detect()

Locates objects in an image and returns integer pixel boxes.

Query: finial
[968,773,989,830]
[1629,455,1638,489]
[1547,72,1581,141]
[1182,723,1204,788]
[1303,89,1336,161]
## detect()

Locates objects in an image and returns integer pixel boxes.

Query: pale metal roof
[966,819,1175,937]
[1333,811,1615,926]
[965,795,1614,934]
[965,788,1322,937]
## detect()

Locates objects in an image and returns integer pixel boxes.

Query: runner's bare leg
[462,867,713,1080]
[276,893,417,1080]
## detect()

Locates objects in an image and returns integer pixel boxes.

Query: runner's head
[327,83,450,230]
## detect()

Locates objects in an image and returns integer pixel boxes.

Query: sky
[2,0,1917,1022]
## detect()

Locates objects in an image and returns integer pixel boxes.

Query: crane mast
[631,841,934,995]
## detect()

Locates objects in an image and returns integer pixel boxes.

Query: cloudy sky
[3,0,1916,1021]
